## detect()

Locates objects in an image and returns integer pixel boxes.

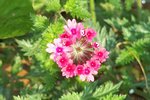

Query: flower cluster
[46,19,109,82]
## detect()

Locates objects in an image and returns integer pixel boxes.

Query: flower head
[46,19,109,81]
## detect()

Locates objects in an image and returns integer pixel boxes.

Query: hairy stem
[90,0,96,25]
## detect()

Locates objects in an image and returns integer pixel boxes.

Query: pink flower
[80,67,94,82]
[60,31,72,39]
[85,28,96,41]
[93,42,100,48]
[75,65,84,75]
[61,38,73,46]
[62,64,76,78]
[46,19,109,82]
[56,55,71,68]
[95,48,109,63]
[86,59,101,73]
[64,19,84,40]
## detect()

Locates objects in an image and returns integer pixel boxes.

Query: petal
[46,44,55,53]
[80,75,86,81]
[87,74,94,82]
[64,25,71,34]
[54,38,61,45]
[50,53,55,60]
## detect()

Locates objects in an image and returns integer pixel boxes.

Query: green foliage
[125,0,135,11]
[116,48,136,65]
[1,0,150,99]
[32,15,49,32]
[45,0,61,12]
[116,38,150,65]
[15,39,34,56]
[64,0,90,19]
[59,92,81,100]
[93,81,123,98]
[102,94,126,100]
[60,81,125,100]
[0,95,5,100]
[104,17,129,30]
[108,0,122,10]
[0,0,34,39]
[13,94,43,100]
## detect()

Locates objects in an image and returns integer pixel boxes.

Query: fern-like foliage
[16,39,40,56]
[116,38,150,65]
[93,81,123,98]
[64,0,90,19]
[60,81,126,100]
[45,0,61,12]
[102,94,126,100]
[13,94,43,100]
[131,38,150,52]
[116,48,136,65]
[59,92,81,100]
[31,15,49,32]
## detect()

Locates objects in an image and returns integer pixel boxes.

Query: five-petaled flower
[46,19,109,82]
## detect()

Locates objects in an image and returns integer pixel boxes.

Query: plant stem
[90,0,96,25]
[116,41,131,49]
[134,55,149,90]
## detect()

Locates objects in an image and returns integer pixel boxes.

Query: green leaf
[59,92,81,100]
[98,26,107,47]
[116,48,136,65]
[93,81,123,98]
[0,0,34,39]
[132,38,150,52]
[64,0,90,19]
[116,38,150,65]
[32,15,49,32]
[45,0,61,12]
[16,39,40,56]
[125,0,135,11]
[102,94,126,100]
[13,94,43,100]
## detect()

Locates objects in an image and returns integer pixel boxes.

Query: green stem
[134,55,149,90]
[90,0,96,25]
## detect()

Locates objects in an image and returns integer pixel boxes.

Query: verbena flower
[46,19,109,82]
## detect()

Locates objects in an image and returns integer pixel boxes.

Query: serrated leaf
[59,92,81,100]
[64,0,90,19]
[32,15,49,32]
[16,39,40,56]
[93,81,123,98]
[116,48,136,65]
[102,94,126,100]
[45,0,61,12]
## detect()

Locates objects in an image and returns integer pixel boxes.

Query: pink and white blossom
[46,19,109,82]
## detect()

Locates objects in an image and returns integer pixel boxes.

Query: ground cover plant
[0,0,150,100]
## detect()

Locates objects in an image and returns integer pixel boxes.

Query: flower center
[71,28,76,35]
[91,62,96,67]
[84,68,90,75]
[56,47,63,53]
[98,51,103,57]
[71,37,94,65]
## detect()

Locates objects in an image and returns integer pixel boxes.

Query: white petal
[87,74,94,82]
[64,25,71,34]
[54,38,61,45]
[80,75,86,81]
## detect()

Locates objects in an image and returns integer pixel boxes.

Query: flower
[80,67,94,82]
[61,63,76,78]
[46,19,109,81]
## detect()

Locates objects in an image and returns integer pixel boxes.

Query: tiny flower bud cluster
[46,19,109,82]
